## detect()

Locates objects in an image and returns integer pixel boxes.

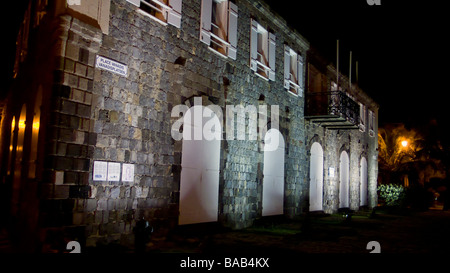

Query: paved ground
[146,208,450,254]
[2,208,450,254]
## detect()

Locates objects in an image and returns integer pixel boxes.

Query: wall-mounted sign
[95,55,128,77]
[93,161,134,183]
[122,164,135,182]
[107,162,121,182]
[93,161,108,181]
[329,167,335,178]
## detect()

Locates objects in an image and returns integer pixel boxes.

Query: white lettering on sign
[95,55,128,77]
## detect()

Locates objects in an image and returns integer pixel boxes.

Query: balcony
[305,91,360,129]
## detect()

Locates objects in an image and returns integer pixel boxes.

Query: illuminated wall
[5,0,377,252]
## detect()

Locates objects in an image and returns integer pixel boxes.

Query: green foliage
[378,184,406,206]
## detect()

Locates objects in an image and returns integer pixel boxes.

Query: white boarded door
[309,142,324,211]
[360,157,368,206]
[262,129,285,216]
[179,106,221,225]
[339,151,350,208]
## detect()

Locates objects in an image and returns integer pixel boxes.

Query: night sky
[262,0,447,128]
[3,0,447,128]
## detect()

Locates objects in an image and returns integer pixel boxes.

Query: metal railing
[305,91,360,125]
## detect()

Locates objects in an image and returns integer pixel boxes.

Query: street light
[401,140,408,148]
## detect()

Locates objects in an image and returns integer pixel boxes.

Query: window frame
[284,45,303,96]
[127,0,182,28]
[200,0,238,60]
[359,102,366,132]
[368,110,375,137]
[250,19,276,81]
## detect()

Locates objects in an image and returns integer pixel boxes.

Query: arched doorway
[28,87,43,179]
[360,157,368,206]
[339,151,350,208]
[262,129,285,216]
[309,142,324,211]
[179,105,221,225]
[10,104,27,216]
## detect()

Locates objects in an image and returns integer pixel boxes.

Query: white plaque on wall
[93,161,108,181]
[122,164,135,182]
[96,55,128,77]
[329,167,335,178]
[107,162,121,182]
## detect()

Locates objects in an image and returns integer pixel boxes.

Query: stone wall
[5,0,379,251]
[81,0,310,245]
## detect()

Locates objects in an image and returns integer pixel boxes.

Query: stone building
[305,49,379,213]
[0,0,377,252]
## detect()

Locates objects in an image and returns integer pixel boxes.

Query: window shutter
[268,32,276,81]
[283,45,291,89]
[168,0,182,28]
[200,0,212,45]
[126,0,140,7]
[297,55,304,96]
[371,111,376,130]
[227,1,238,60]
[250,19,258,72]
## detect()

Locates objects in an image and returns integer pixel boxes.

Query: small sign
[122,164,135,182]
[96,55,128,77]
[93,161,108,181]
[329,167,335,178]
[107,162,121,182]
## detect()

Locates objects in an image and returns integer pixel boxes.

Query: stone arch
[307,134,323,153]
[360,156,368,206]
[262,129,285,216]
[178,102,222,225]
[339,150,350,208]
[309,142,324,211]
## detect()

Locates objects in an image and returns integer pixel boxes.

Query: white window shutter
[250,19,258,72]
[200,0,212,45]
[283,45,291,89]
[297,55,304,96]
[268,32,276,81]
[168,0,183,28]
[227,2,238,60]
[126,0,140,7]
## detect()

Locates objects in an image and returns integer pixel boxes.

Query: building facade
[305,49,379,214]
[0,0,377,252]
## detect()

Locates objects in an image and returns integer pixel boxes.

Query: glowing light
[33,121,40,130]
[401,140,408,148]
[18,120,26,129]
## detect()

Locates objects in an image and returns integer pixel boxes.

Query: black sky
[262,0,447,128]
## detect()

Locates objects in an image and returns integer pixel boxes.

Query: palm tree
[378,123,423,185]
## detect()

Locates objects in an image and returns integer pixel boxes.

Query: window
[126,0,182,28]
[368,110,375,137]
[330,81,338,91]
[200,0,238,60]
[359,103,366,132]
[250,19,276,81]
[284,45,303,96]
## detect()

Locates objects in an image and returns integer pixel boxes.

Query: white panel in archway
[179,106,221,225]
[360,157,368,206]
[309,142,324,211]
[339,151,350,208]
[262,129,285,216]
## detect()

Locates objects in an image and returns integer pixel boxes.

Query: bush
[378,184,406,206]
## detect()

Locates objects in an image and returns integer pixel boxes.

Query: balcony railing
[305,91,360,129]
